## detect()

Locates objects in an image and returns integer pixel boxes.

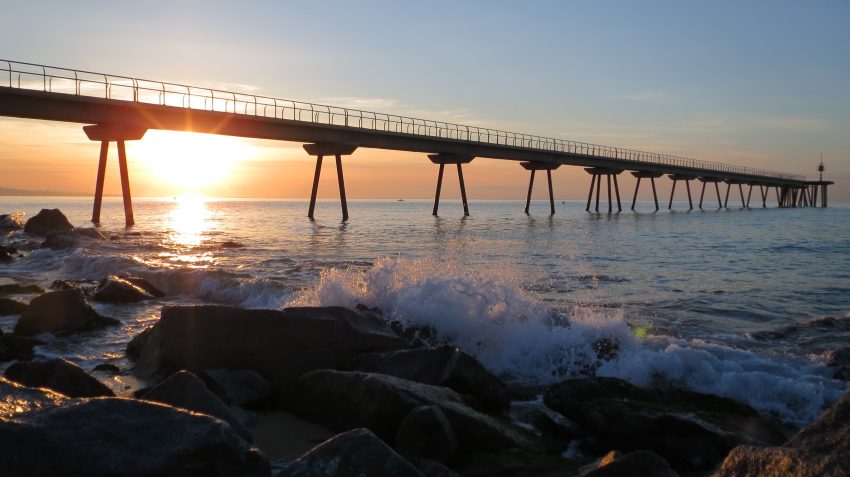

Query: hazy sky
[1,0,848,200]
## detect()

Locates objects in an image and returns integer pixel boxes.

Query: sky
[1,0,848,200]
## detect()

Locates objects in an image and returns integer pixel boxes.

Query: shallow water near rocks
[1,196,848,426]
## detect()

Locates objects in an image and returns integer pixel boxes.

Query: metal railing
[1,59,806,181]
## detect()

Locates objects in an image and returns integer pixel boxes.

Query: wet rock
[73,227,105,240]
[453,448,582,477]
[544,377,787,472]
[14,289,118,336]
[0,332,43,362]
[825,347,850,381]
[119,274,165,298]
[92,363,121,374]
[582,450,679,477]
[274,427,424,477]
[141,370,253,443]
[0,245,18,262]
[221,241,245,248]
[4,358,114,398]
[0,279,42,295]
[354,345,511,412]
[0,398,270,477]
[23,208,74,236]
[0,212,25,230]
[508,398,584,442]
[0,297,27,315]
[284,369,539,452]
[129,305,407,387]
[412,460,463,477]
[715,391,850,477]
[91,275,156,303]
[200,368,272,406]
[41,232,79,250]
[50,279,99,292]
[0,377,68,419]
[395,405,459,464]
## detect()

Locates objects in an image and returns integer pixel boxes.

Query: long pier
[0,60,832,225]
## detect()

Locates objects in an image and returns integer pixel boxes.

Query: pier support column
[521,162,560,215]
[83,124,147,227]
[697,177,722,209]
[746,184,754,208]
[667,174,696,210]
[760,185,768,208]
[303,142,358,221]
[585,168,623,213]
[724,180,746,208]
[429,153,474,216]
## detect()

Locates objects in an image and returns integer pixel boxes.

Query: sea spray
[288,256,847,426]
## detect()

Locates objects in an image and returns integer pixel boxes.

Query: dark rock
[0,398,269,477]
[200,368,272,406]
[354,345,511,412]
[508,398,584,442]
[73,227,106,240]
[0,212,25,230]
[413,460,463,477]
[0,377,68,419]
[91,275,156,303]
[826,347,850,381]
[0,245,18,262]
[141,370,253,443]
[284,369,540,452]
[0,333,43,362]
[221,241,245,248]
[0,280,43,295]
[93,363,121,374]
[13,289,118,336]
[453,448,582,477]
[4,358,114,398]
[274,427,424,477]
[23,208,74,236]
[120,274,165,298]
[715,391,850,477]
[583,450,679,477]
[230,405,258,428]
[41,232,79,249]
[544,377,787,472]
[130,305,407,387]
[0,297,27,315]
[396,405,459,464]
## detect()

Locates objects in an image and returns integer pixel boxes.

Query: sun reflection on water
[159,194,215,268]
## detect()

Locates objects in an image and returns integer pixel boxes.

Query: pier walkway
[0,60,832,225]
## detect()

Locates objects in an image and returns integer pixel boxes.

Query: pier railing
[2,59,805,182]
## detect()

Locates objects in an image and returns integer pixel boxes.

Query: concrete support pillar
[429,153,474,217]
[667,174,696,210]
[83,124,147,227]
[585,168,623,214]
[630,171,663,211]
[303,142,358,221]
[520,162,559,215]
[697,177,722,210]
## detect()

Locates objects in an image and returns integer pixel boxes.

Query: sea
[1,196,849,427]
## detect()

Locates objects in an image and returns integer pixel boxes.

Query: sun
[134,130,251,192]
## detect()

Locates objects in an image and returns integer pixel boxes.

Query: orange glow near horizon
[134,130,253,193]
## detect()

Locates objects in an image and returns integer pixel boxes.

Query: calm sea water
[1,196,849,425]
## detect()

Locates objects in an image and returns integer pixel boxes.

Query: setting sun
[134,130,252,192]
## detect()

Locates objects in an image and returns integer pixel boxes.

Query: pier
[0,60,833,225]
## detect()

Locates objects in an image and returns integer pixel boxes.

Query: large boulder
[544,377,787,472]
[141,370,253,443]
[23,208,74,236]
[395,405,459,464]
[0,245,19,262]
[91,275,156,303]
[200,368,272,406]
[583,450,679,477]
[0,377,68,419]
[0,297,27,315]
[0,278,42,295]
[0,331,43,362]
[0,398,269,477]
[274,428,424,477]
[284,369,539,452]
[4,358,114,398]
[354,346,511,412]
[714,392,850,477]
[13,289,118,336]
[129,305,407,387]
[120,274,165,298]
[0,212,25,230]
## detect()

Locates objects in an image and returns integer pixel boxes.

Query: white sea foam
[288,256,847,425]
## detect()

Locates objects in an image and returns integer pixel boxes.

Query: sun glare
[135,130,250,191]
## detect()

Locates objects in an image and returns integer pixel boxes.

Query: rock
[715,392,850,477]
[4,358,114,398]
[141,370,253,443]
[200,368,272,406]
[396,405,459,464]
[453,448,582,477]
[0,398,269,477]
[284,369,540,452]
[23,208,74,236]
[354,345,511,412]
[0,245,18,262]
[221,241,245,248]
[41,232,80,249]
[0,377,68,419]
[0,333,43,362]
[93,363,121,374]
[413,460,463,477]
[230,405,259,428]
[508,398,584,442]
[74,227,105,240]
[826,347,850,381]
[13,289,118,336]
[0,212,25,230]
[120,274,165,298]
[0,297,27,315]
[129,305,407,387]
[583,450,679,477]
[544,377,787,472]
[0,279,42,295]
[91,275,156,303]
[274,427,424,477]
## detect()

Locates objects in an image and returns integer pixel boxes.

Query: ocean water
[1,196,849,426]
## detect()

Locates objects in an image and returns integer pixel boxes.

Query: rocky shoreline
[1,209,849,476]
